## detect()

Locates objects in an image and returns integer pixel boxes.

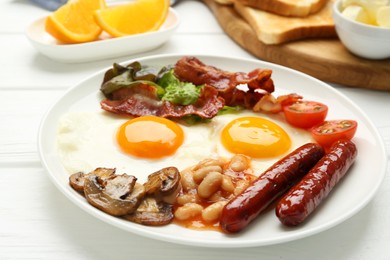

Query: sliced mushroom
[84,174,145,216]
[123,197,174,226]
[69,167,116,192]
[143,167,181,203]
[69,172,86,192]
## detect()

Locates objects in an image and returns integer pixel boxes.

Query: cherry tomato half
[311,120,358,148]
[283,100,328,128]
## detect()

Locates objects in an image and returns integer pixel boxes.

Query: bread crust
[234,0,336,44]
[236,0,329,17]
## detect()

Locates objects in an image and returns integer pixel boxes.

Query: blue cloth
[31,0,67,11]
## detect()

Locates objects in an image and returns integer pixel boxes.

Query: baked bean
[174,155,257,228]
[202,201,228,222]
[174,203,203,220]
[221,175,235,193]
[180,168,197,191]
[193,165,222,183]
[209,190,223,202]
[193,158,225,171]
[176,193,200,205]
[234,179,250,196]
[229,154,250,172]
[198,171,223,198]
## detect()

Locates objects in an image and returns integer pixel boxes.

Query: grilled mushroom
[143,167,181,204]
[69,166,181,226]
[122,167,181,226]
[69,168,116,192]
[84,173,145,216]
[123,197,174,226]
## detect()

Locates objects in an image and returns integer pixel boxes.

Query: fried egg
[57,110,314,182]
[208,110,314,173]
[221,116,291,158]
[57,112,214,182]
[116,116,184,159]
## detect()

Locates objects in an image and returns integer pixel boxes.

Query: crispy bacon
[100,83,225,119]
[174,56,275,92]
[174,56,275,108]
[100,56,284,119]
[253,93,303,113]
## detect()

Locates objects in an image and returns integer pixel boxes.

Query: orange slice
[45,0,106,44]
[94,0,170,38]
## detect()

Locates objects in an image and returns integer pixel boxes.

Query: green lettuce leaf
[217,106,243,115]
[158,70,202,105]
[100,62,163,97]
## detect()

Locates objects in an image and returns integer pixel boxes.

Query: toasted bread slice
[234,0,336,45]
[214,0,234,5]
[236,0,329,17]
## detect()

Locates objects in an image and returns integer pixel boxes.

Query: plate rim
[37,53,388,248]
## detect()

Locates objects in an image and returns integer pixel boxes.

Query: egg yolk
[117,116,184,159]
[221,117,291,158]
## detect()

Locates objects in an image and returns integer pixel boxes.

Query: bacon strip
[252,93,302,113]
[174,56,275,108]
[100,83,225,119]
[100,56,281,119]
[174,56,274,92]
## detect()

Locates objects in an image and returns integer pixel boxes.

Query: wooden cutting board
[203,0,390,91]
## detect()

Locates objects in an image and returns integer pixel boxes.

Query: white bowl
[26,8,180,63]
[332,0,390,60]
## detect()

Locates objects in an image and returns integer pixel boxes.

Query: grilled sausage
[220,143,324,233]
[276,140,358,226]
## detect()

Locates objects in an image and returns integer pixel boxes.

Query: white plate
[26,9,180,63]
[38,54,387,248]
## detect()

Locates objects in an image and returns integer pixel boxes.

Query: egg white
[57,110,314,182]
[57,111,217,183]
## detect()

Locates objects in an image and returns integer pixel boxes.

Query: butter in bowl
[332,0,390,59]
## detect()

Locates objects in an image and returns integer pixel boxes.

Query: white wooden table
[1,0,389,259]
